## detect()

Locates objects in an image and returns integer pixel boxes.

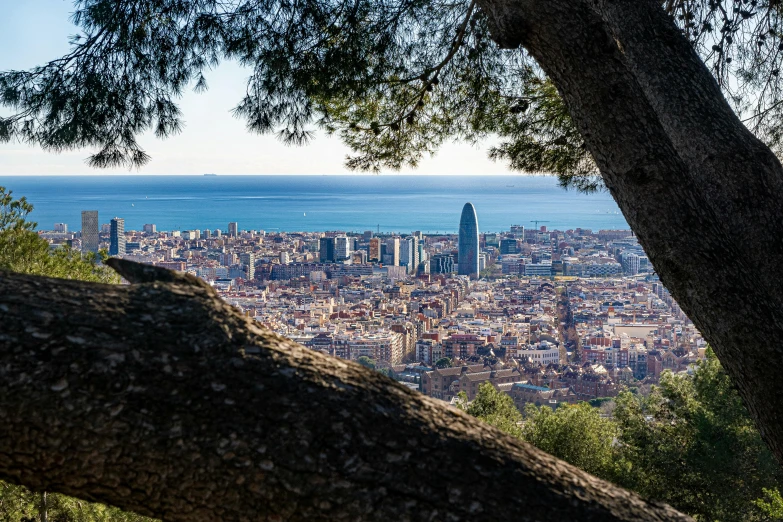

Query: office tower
[458,202,479,278]
[400,236,419,273]
[335,236,352,261]
[430,253,455,274]
[143,223,157,234]
[385,237,400,266]
[54,223,68,233]
[202,229,211,238]
[109,217,126,256]
[510,225,525,238]
[400,237,412,268]
[240,252,256,279]
[369,237,381,262]
[214,229,222,237]
[101,223,112,234]
[228,222,239,237]
[81,211,99,253]
[319,237,336,263]
[500,238,519,255]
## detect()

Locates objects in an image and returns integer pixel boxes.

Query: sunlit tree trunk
[479,0,783,464]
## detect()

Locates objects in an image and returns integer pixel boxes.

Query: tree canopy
[0,187,117,283]
[5,0,783,519]
[462,351,783,521]
[2,0,783,191]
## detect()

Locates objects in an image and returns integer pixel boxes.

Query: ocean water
[0,175,628,233]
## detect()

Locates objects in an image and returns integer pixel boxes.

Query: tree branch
[0,263,690,521]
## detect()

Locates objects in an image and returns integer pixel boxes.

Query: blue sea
[0,175,628,233]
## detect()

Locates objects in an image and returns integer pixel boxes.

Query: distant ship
[506,184,515,188]
[204,173,218,176]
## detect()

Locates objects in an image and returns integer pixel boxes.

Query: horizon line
[0,172,545,177]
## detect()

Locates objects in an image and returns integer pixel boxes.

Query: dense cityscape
[40,202,704,412]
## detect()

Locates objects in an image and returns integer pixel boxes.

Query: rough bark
[478,0,783,465]
[0,261,690,521]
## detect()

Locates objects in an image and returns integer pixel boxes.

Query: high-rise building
[228,222,239,237]
[143,223,157,234]
[500,238,518,255]
[400,236,420,273]
[109,217,126,256]
[430,253,455,274]
[458,202,479,278]
[369,237,381,262]
[335,236,352,261]
[239,252,256,279]
[319,237,336,263]
[81,211,99,253]
[54,223,68,233]
[385,237,400,266]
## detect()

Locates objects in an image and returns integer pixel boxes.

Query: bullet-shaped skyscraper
[458,202,479,278]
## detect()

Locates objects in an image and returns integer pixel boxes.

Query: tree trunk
[478,0,783,465]
[39,492,47,522]
[0,261,690,521]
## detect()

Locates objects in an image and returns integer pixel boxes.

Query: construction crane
[530,220,551,229]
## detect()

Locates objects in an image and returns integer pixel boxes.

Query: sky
[0,1,515,176]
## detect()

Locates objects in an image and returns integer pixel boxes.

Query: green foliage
[377,367,396,379]
[460,350,782,521]
[754,488,783,520]
[612,349,783,522]
[465,382,523,438]
[487,78,600,192]
[356,356,376,370]
[0,189,35,231]
[454,391,469,412]
[588,397,613,408]
[434,357,452,368]
[522,402,620,479]
[0,485,156,522]
[0,187,117,284]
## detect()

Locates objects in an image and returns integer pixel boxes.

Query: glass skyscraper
[110,217,126,256]
[458,202,479,278]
